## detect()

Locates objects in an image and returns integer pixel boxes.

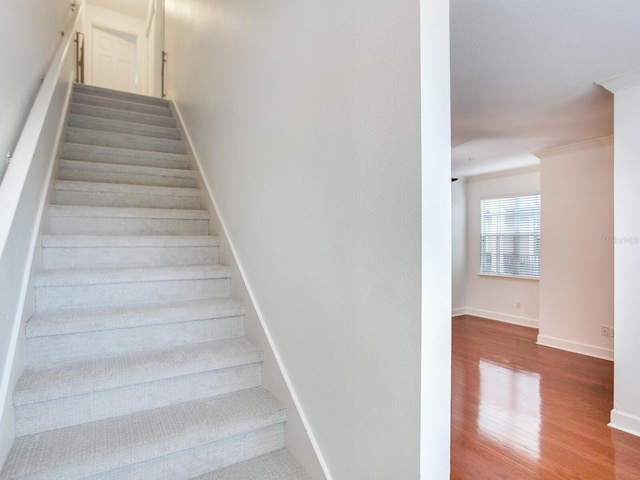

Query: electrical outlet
[516,301,521,309]
[601,326,610,337]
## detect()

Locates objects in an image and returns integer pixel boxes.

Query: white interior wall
[451,179,467,314]
[463,167,541,327]
[83,5,147,94]
[164,0,450,477]
[0,6,81,467]
[599,73,640,437]
[0,0,70,182]
[536,139,614,360]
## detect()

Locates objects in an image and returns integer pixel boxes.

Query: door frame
[83,5,148,94]
[90,25,138,93]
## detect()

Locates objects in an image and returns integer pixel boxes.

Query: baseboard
[609,409,640,438]
[451,307,466,317]
[536,334,614,361]
[463,307,539,328]
[170,101,330,480]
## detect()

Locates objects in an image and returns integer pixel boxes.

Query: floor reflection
[478,359,541,460]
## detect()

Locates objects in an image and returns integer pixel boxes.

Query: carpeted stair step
[48,205,210,235]
[73,92,173,117]
[73,83,170,108]
[68,113,181,140]
[62,142,189,169]
[65,127,186,154]
[14,338,263,435]
[54,180,201,209]
[0,388,286,480]
[42,234,219,269]
[70,102,177,128]
[192,450,312,480]
[57,160,197,188]
[26,298,245,365]
[35,264,231,311]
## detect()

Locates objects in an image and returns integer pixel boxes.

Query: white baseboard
[461,307,539,328]
[536,334,614,361]
[451,307,466,317]
[609,409,640,438]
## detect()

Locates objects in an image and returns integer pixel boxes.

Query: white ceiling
[85,0,150,19]
[450,0,640,177]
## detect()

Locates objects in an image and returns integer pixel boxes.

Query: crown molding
[596,68,640,93]
[533,136,613,159]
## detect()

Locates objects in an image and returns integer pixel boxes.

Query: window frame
[479,192,541,280]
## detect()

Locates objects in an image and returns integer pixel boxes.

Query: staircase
[0,84,311,480]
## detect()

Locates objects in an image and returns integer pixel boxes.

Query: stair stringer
[171,102,330,480]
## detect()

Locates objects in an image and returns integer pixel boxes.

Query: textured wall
[164,0,449,477]
[537,139,614,360]
[0,0,70,181]
[464,168,541,327]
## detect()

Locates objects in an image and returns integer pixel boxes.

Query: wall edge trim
[464,307,539,328]
[536,334,614,361]
[609,409,640,438]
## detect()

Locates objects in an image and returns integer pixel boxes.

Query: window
[480,194,540,278]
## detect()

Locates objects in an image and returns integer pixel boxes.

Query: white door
[92,27,137,93]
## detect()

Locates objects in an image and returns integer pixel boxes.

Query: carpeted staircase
[0,84,311,479]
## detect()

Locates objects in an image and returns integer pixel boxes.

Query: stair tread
[63,142,189,162]
[27,297,244,337]
[192,450,312,480]
[35,264,231,287]
[49,204,209,219]
[55,180,201,197]
[65,126,184,153]
[73,92,173,117]
[15,338,262,405]
[59,159,195,177]
[42,234,219,248]
[1,388,285,480]
[70,103,177,128]
[73,84,170,107]
[68,113,181,139]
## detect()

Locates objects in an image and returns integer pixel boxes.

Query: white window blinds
[480,194,540,278]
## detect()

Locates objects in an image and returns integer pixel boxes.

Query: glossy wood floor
[451,315,640,480]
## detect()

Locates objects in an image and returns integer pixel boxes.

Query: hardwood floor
[451,315,640,480]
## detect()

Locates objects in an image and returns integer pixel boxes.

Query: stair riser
[36,424,285,480]
[62,144,189,170]
[68,114,181,140]
[49,216,209,235]
[70,103,177,128]
[55,190,201,210]
[36,278,230,311]
[43,246,219,269]
[73,85,170,107]
[15,364,262,436]
[65,129,186,155]
[27,316,244,365]
[58,166,197,188]
[73,93,173,117]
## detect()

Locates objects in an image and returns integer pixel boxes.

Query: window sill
[478,273,540,281]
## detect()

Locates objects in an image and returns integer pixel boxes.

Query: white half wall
[536,139,614,361]
[598,71,640,437]
[464,167,541,327]
[0,0,71,182]
[164,0,450,477]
